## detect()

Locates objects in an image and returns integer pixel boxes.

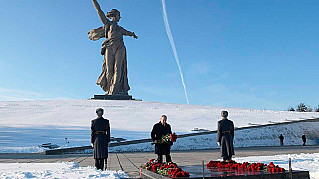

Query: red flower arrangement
[206,160,285,173]
[168,168,190,178]
[170,133,178,142]
[267,162,286,173]
[142,159,189,178]
[152,133,178,145]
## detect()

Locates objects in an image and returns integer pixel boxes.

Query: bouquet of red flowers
[267,162,286,173]
[206,160,285,173]
[142,159,189,178]
[168,168,190,178]
[152,133,177,145]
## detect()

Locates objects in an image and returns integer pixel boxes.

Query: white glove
[217,142,220,146]
[91,143,93,147]
[108,142,110,146]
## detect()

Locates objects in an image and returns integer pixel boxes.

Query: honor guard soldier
[217,111,235,161]
[91,108,110,170]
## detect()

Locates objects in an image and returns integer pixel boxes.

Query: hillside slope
[0,99,318,153]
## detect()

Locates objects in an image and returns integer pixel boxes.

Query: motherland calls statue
[88,0,138,95]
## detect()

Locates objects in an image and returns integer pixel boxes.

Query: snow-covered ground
[0,162,128,178]
[0,99,318,153]
[0,153,318,179]
[234,153,319,179]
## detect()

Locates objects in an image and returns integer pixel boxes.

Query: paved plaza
[0,145,318,178]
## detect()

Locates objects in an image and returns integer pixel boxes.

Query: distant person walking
[302,134,306,146]
[217,111,235,161]
[151,115,173,163]
[279,134,284,146]
[91,108,111,170]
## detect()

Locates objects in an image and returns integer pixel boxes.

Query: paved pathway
[0,145,318,178]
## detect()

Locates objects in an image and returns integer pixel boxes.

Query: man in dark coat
[151,115,172,163]
[91,108,110,170]
[217,111,235,161]
[302,134,306,146]
[279,134,284,146]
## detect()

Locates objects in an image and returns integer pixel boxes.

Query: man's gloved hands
[91,143,93,147]
[217,142,220,146]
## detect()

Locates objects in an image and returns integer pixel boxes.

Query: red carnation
[170,133,178,142]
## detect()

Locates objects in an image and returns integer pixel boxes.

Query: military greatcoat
[217,118,235,158]
[91,117,110,159]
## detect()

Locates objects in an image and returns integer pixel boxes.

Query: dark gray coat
[302,134,306,142]
[217,118,235,157]
[91,117,110,159]
[151,122,172,155]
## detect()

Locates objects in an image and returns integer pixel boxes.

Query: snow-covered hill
[0,99,318,153]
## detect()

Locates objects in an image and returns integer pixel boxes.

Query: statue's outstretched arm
[92,0,109,25]
[120,27,138,39]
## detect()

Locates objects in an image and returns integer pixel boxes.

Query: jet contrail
[161,0,190,104]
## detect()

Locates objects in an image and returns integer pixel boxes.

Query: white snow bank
[0,146,45,153]
[0,162,128,179]
[234,153,319,179]
[1,100,318,132]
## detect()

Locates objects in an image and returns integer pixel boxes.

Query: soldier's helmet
[96,108,104,114]
[221,110,228,118]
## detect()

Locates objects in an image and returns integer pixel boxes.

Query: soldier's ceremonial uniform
[91,114,110,170]
[217,111,235,161]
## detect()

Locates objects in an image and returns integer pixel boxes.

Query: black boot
[157,155,163,163]
[166,154,172,163]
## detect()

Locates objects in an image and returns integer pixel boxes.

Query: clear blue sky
[0,0,318,110]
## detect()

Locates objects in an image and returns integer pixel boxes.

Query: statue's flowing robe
[88,22,132,95]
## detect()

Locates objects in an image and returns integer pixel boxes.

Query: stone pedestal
[141,166,310,179]
[91,93,133,100]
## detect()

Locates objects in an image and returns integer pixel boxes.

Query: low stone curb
[140,168,170,179]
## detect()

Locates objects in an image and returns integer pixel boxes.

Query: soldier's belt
[95,131,107,134]
[222,131,231,133]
